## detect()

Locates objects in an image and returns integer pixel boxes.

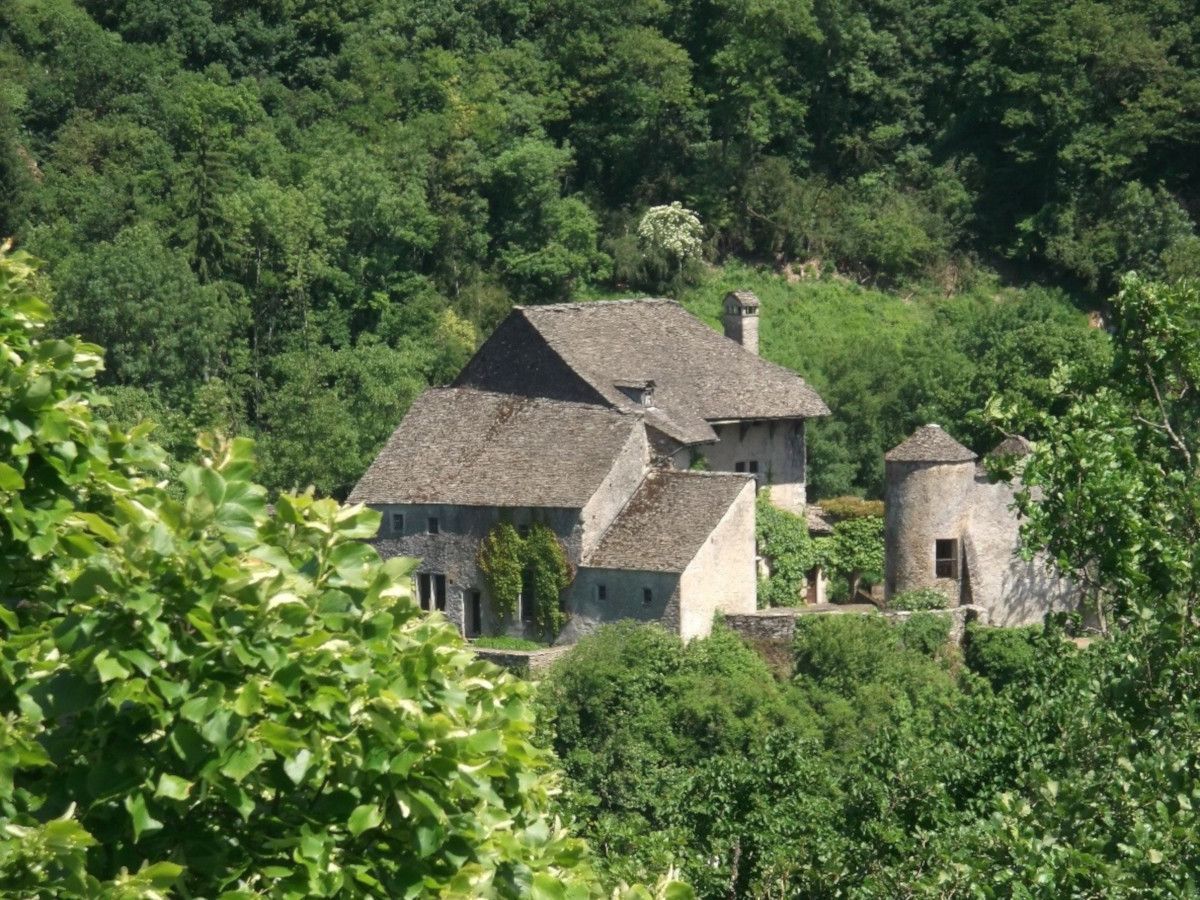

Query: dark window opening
[466,591,482,637]
[643,587,653,606]
[597,584,607,601]
[734,461,746,472]
[417,573,432,611]
[935,539,959,579]
[390,512,404,534]
[427,517,440,535]
[518,523,531,538]
[747,460,759,474]
[434,574,447,611]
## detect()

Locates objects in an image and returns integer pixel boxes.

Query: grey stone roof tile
[348,388,639,508]
[512,299,829,434]
[584,470,752,572]
[806,504,834,535]
[885,424,977,463]
[987,435,1034,459]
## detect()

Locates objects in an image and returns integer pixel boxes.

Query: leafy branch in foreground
[0,247,690,899]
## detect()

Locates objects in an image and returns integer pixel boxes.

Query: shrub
[0,249,678,898]
[472,636,548,651]
[895,612,952,657]
[964,624,1044,692]
[478,522,572,640]
[889,587,949,611]
[819,495,885,520]
[755,493,818,607]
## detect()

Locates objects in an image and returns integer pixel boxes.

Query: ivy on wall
[525,524,573,638]
[477,522,573,638]
[755,494,885,606]
[477,523,525,620]
[756,494,819,607]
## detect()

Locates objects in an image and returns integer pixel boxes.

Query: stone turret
[723,290,760,355]
[884,424,977,604]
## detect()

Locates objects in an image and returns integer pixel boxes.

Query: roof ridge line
[516,297,677,311]
[430,385,643,418]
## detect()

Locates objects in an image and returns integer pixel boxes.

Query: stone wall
[676,419,807,513]
[676,479,758,640]
[563,569,680,644]
[724,604,988,675]
[371,503,581,640]
[472,645,572,676]
[884,458,1084,627]
[961,473,1081,626]
[885,458,976,602]
[580,426,649,559]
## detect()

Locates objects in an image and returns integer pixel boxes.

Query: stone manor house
[350,291,1080,641]
[350,291,828,641]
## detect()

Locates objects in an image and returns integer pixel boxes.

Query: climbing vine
[477,522,573,638]
[525,524,573,638]
[477,522,524,620]
[755,494,818,607]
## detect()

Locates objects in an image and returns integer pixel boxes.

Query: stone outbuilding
[350,293,828,642]
[884,424,1082,626]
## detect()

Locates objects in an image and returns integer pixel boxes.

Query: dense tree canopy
[0,0,1191,496]
[0,246,689,897]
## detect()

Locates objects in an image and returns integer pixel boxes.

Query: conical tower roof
[987,434,1033,459]
[885,424,976,463]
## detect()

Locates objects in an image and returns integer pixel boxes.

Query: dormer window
[615,379,655,408]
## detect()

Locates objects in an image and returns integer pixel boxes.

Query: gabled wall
[580,425,650,559]
[453,313,607,405]
[673,479,758,640]
[679,420,807,512]
[960,475,1080,626]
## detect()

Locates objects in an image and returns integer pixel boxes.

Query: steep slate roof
[462,299,829,446]
[585,470,752,572]
[348,388,639,508]
[885,424,977,463]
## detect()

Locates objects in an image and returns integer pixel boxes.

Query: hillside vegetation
[1,0,1195,496]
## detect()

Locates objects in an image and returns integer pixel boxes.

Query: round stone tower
[884,424,978,604]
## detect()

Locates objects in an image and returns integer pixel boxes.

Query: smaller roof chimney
[722,290,760,355]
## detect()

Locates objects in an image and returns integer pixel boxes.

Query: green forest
[3,0,1197,498]
[2,0,1200,897]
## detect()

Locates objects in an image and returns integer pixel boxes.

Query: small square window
[734,461,746,473]
[935,539,959,579]
[518,524,531,538]
[390,512,404,534]
[747,460,759,474]
[642,587,653,606]
[597,584,607,601]
[427,517,440,535]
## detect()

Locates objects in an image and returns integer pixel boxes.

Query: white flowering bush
[637,203,704,262]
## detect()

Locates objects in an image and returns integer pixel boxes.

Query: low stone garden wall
[724,603,987,676]
[472,645,572,676]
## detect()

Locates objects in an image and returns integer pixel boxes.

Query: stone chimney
[722,290,760,355]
